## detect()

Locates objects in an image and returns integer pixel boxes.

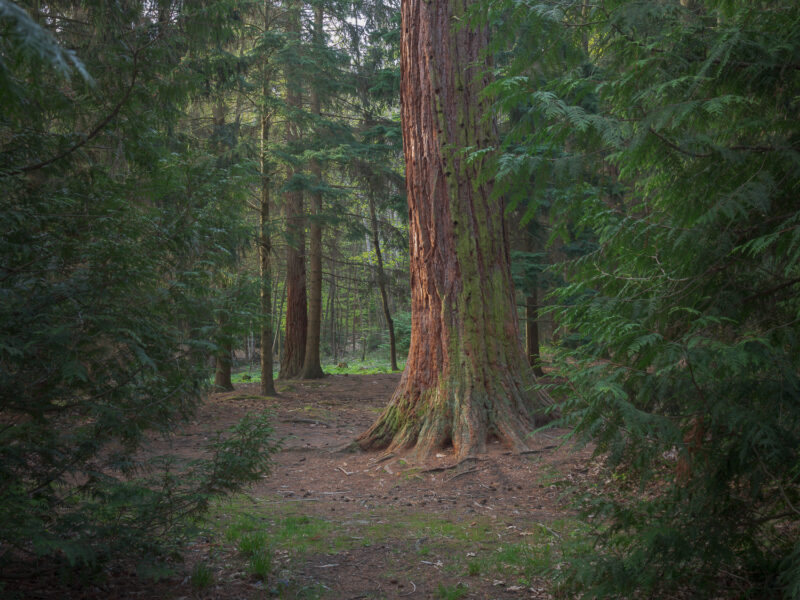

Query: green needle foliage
[482,0,800,597]
[0,0,276,578]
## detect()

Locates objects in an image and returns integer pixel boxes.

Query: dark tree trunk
[278,0,307,379]
[526,287,544,377]
[523,221,545,377]
[368,194,399,371]
[358,0,551,459]
[212,100,234,392]
[214,347,234,391]
[301,3,325,379]
[259,28,277,395]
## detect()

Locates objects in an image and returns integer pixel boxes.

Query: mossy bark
[358,0,552,460]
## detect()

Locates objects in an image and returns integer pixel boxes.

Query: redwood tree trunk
[358,0,551,459]
[301,3,325,379]
[278,0,307,379]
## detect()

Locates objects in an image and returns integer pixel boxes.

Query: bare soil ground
[12,373,598,600]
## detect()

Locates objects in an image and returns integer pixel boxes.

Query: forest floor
[22,373,601,600]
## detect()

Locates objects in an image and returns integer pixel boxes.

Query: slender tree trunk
[279,0,307,379]
[212,99,234,391]
[214,311,234,391]
[368,194,399,371]
[358,0,552,459]
[301,3,325,379]
[329,256,337,361]
[259,41,277,395]
[524,227,544,377]
[526,287,544,377]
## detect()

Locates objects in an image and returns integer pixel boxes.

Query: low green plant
[190,562,214,589]
[249,548,272,580]
[436,582,468,600]
[483,0,800,596]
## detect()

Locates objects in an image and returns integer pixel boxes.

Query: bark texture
[214,347,234,391]
[368,193,399,371]
[358,0,551,459]
[301,3,325,379]
[278,0,307,379]
[526,287,545,378]
[259,56,276,395]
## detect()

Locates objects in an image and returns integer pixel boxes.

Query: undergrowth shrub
[0,0,276,583]
[482,0,800,597]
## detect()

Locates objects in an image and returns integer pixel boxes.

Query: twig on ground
[337,466,354,476]
[538,523,562,540]
[444,468,481,482]
[517,444,557,456]
[282,418,329,427]
[369,452,395,464]
[399,581,417,596]
[423,456,483,473]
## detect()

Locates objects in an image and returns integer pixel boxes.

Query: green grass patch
[211,497,586,593]
[190,562,214,589]
[436,582,468,599]
[322,356,404,375]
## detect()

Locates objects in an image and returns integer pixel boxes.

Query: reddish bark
[358,0,552,459]
[278,0,307,379]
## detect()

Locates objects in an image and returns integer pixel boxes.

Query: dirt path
[19,374,596,600]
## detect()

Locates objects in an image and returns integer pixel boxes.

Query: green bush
[0,0,275,578]
[484,0,800,597]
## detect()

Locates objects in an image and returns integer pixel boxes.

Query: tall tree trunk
[358,0,551,459]
[212,99,234,391]
[368,194,399,371]
[278,0,307,379]
[214,311,234,391]
[259,30,277,395]
[526,287,544,377]
[524,226,545,377]
[301,3,325,379]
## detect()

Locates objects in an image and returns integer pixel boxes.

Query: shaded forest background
[1,0,799,598]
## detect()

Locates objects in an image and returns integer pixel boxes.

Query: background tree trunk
[526,287,544,377]
[368,193,399,371]
[358,0,551,459]
[301,3,325,379]
[259,24,277,394]
[278,0,307,379]
[214,348,234,391]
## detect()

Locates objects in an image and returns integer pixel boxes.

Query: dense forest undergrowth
[1,0,799,598]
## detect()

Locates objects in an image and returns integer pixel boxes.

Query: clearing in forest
[24,374,595,600]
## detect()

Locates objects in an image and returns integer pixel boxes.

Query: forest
[1,0,798,598]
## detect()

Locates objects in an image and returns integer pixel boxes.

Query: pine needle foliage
[0,0,277,578]
[479,0,800,597]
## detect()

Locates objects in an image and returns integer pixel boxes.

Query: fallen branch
[282,418,329,427]
[399,581,417,596]
[369,452,395,465]
[444,467,481,483]
[516,444,557,456]
[422,456,484,473]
